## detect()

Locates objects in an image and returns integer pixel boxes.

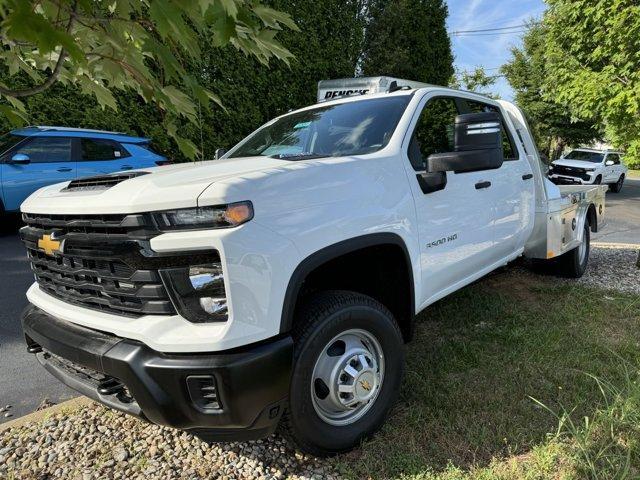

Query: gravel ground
[1,245,636,480]
[0,403,339,480]
[577,245,640,294]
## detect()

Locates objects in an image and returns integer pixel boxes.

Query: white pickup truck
[19,77,606,456]
[548,148,628,192]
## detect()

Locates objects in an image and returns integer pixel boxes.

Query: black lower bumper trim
[22,305,293,441]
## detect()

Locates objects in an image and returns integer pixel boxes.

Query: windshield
[229,96,411,159]
[564,150,604,163]
[0,134,26,156]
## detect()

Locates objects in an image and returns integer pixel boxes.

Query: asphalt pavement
[0,218,74,422]
[0,178,638,423]
[592,177,640,244]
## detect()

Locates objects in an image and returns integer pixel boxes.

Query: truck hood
[552,159,600,169]
[21,157,290,214]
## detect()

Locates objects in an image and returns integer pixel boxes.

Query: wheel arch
[280,233,416,342]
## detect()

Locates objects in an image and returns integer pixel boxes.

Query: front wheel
[594,175,603,185]
[610,174,625,193]
[280,291,404,456]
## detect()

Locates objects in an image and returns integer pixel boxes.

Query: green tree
[0,0,297,157]
[360,0,453,85]
[502,23,602,161]
[542,0,640,166]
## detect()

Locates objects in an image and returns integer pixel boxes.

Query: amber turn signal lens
[224,202,253,226]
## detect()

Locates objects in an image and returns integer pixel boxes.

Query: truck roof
[570,147,622,154]
[316,76,499,105]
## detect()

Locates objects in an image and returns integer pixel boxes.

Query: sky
[446,0,547,100]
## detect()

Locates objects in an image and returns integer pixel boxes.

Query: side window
[81,138,129,161]
[14,137,72,163]
[608,154,620,165]
[464,100,519,160]
[408,97,459,170]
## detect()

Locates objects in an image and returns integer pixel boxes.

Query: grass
[628,169,640,179]
[334,269,640,479]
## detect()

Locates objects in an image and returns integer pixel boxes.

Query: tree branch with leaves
[0,0,298,158]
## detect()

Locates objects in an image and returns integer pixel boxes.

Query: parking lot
[1,178,638,423]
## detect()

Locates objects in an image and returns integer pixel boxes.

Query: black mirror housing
[427,112,504,173]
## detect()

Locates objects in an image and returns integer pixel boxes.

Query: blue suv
[0,126,169,212]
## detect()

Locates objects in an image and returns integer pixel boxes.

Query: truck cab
[18,78,606,456]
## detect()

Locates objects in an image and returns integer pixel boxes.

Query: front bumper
[548,173,595,185]
[22,305,293,442]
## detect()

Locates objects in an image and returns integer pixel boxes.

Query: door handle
[475,181,491,190]
[522,173,534,180]
[57,167,72,172]
[120,165,133,170]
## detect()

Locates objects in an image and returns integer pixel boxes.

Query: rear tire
[552,220,590,278]
[280,291,404,456]
[610,174,625,193]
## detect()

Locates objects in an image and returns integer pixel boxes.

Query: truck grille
[551,165,590,180]
[20,212,176,317]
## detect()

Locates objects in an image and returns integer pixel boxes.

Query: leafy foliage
[502,23,603,161]
[451,67,500,98]
[542,0,640,167]
[360,0,453,86]
[0,0,298,157]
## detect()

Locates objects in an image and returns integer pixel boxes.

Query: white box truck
[19,77,606,455]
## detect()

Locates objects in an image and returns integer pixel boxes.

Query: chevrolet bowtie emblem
[360,379,372,392]
[38,234,62,256]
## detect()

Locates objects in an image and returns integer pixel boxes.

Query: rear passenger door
[1,136,75,211]
[462,99,533,258]
[75,138,134,178]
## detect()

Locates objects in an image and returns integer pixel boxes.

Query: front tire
[594,175,602,185]
[280,291,404,456]
[610,174,625,193]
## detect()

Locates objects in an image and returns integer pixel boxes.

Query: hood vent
[63,171,150,191]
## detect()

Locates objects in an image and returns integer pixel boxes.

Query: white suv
[549,148,627,192]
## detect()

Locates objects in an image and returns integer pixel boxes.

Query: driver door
[403,95,498,305]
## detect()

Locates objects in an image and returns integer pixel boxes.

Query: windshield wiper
[270,152,328,160]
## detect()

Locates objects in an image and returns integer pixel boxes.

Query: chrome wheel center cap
[335,350,379,407]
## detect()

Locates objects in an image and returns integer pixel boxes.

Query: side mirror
[605,159,614,166]
[426,112,504,173]
[214,148,227,160]
[9,153,30,164]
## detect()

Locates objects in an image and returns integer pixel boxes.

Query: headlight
[161,263,229,323]
[584,168,596,172]
[153,201,253,230]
